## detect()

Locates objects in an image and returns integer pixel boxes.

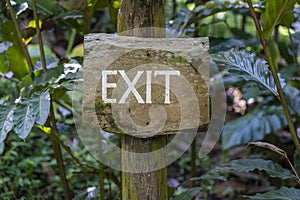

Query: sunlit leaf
[204,159,295,180]
[261,0,297,40]
[1,22,30,79]
[30,90,51,126]
[212,49,286,97]
[0,106,14,143]
[14,100,35,139]
[222,105,287,150]
[244,186,300,199]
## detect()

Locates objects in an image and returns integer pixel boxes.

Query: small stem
[84,0,91,33]
[246,0,267,46]
[6,0,34,72]
[285,154,300,184]
[265,47,300,155]
[247,0,300,156]
[50,103,72,200]
[32,0,47,72]
[66,29,76,56]
[32,0,72,197]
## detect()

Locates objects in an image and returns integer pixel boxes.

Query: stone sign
[83,34,210,137]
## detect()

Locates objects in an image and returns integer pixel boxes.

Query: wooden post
[117,1,168,199]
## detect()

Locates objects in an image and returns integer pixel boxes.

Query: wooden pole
[117,1,168,199]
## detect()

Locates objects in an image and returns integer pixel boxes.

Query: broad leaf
[244,186,300,199]
[204,159,295,180]
[173,187,201,200]
[0,106,14,143]
[222,105,287,150]
[32,65,64,87]
[30,90,51,126]
[261,0,297,41]
[212,50,286,97]
[1,22,30,79]
[14,101,36,139]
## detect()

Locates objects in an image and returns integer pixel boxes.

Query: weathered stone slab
[83,33,209,137]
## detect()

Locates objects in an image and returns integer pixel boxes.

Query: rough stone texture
[83,33,210,137]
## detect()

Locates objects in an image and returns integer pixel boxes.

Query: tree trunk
[117,0,168,200]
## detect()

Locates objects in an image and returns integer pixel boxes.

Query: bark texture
[118,0,168,199]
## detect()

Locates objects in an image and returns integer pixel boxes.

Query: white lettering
[154,70,180,104]
[102,70,117,103]
[119,70,144,104]
[102,70,180,104]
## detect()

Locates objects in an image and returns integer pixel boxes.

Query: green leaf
[0,106,14,143]
[244,186,300,199]
[222,105,287,150]
[212,49,286,97]
[32,65,64,87]
[261,0,297,40]
[30,90,50,126]
[1,22,30,79]
[13,100,35,139]
[204,159,295,180]
[173,187,201,200]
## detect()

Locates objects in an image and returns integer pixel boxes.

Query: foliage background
[0,0,300,199]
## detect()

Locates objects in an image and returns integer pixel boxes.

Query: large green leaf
[13,100,35,139]
[244,186,300,200]
[30,90,51,126]
[1,22,30,79]
[222,105,287,150]
[0,106,14,143]
[212,49,285,97]
[32,65,64,87]
[204,159,295,180]
[173,187,201,200]
[261,0,297,41]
